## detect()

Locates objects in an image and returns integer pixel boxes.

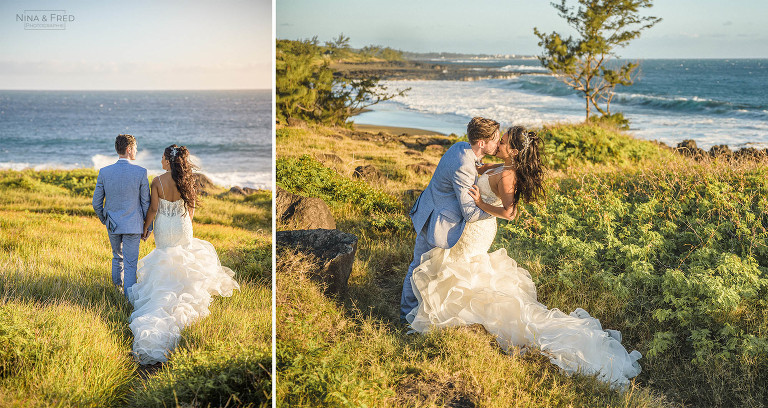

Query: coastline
[331,60,525,81]
[352,123,445,136]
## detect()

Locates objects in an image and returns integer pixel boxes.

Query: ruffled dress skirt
[127,231,239,365]
[407,216,641,388]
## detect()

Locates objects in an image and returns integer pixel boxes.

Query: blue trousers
[108,233,141,298]
[400,225,434,322]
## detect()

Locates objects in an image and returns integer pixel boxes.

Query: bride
[127,144,239,365]
[406,127,642,388]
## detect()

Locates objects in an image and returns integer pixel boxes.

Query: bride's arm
[142,178,159,239]
[468,171,519,221]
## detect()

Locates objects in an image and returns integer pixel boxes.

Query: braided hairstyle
[164,144,197,212]
[506,126,545,205]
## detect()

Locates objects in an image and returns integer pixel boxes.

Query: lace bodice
[477,170,503,206]
[154,198,193,248]
[448,173,501,262]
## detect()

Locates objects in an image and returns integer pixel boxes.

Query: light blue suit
[92,159,150,297]
[401,142,493,320]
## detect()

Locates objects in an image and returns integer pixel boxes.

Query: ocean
[0,90,272,189]
[354,59,768,149]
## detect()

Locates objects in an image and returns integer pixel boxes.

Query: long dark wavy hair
[164,144,197,212]
[506,126,545,205]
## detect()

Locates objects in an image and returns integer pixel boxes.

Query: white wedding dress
[127,196,239,365]
[407,171,641,388]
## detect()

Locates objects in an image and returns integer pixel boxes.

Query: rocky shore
[331,60,525,81]
[671,139,768,161]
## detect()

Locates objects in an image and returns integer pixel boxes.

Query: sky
[0,0,272,90]
[277,0,768,59]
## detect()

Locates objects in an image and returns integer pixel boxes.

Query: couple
[401,117,642,388]
[92,134,239,365]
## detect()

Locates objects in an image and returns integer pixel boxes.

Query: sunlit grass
[0,169,271,407]
[275,123,693,406]
[277,251,668,407]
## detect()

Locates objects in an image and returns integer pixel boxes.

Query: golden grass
[276,123,677,407]
[0,169,271,407]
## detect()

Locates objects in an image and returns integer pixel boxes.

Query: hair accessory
[170,147,178,159]
[520,135,531,153]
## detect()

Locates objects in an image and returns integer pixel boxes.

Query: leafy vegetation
[499,159,768,406]
[276,122,768,407]
[276,154,409,232]
[0,169,272,407]
[276,36,407,126]
[540,123,672,170]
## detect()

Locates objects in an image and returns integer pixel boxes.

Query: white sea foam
[497,64,549,73]
[205,172,271,190]
[1,161,270,190]
[0,162,80,171]
[369,79,768,150]
[380,79,584,130]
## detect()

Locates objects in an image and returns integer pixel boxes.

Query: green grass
[276,122,767,407]
[0,169,272,407]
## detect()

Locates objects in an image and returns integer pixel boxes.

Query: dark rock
[286,117,307,128]
[276,229,358,296]
[734,147,768,161]
[404,150,421,156]
[675,140,705,158]
[229,186,247,195]
[276,187,336,230]
[194,173,217,196]
[709,144,733,158]
[353,164,384,182]
[406,162,435,176]
[242,187,261,195]
[315,153,343,164]
[416,136,452,146]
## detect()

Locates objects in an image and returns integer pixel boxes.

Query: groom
[92,134,151,299]
[400,117,501,322]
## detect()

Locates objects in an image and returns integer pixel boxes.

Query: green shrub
[276,38,406,126]
[499,162,768,406]
[591,112,630,130]
[540,124,669,170]
[35,169,99,196]
[276,155,408,231]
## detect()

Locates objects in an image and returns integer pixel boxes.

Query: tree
[276,38,408,126]
[324,32,351,61]
[534,0,661,122]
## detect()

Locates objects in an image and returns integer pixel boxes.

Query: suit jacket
[410,141,492,249]
[92,159,150,235]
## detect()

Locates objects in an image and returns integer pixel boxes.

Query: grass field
[0,169,272,407]
[276,122,768,407]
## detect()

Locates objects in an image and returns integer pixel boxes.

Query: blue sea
[355,59,768,149]
[0,90,271,189]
